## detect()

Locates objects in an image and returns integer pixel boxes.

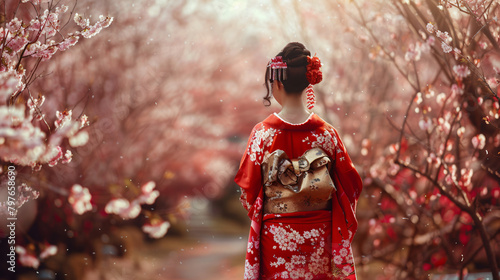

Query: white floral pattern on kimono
[247,125,281,164]
[263,224,332,280]
[302,129,338,156]
[331,230,356,278]
[245,260,260,280]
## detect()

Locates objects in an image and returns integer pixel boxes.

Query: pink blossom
[22,0,51,5]
[27,19,42,31]
[388,163,400,176]
[438,117,451,134]
[414,92,423,104]
[436,92,446,105]
[119,200,142,219]
[493,188,500,200]
[405,44,421,62]
[444,154,455,163]
[55,110,72,128]
[480,187,488,196]
[453,65,470,78]
[389,143,399,154]
[0,70,23,101]
[40,244,58,259]
[459,168,473,191]
[98,15,114,29]
[418,117,433,132]
[447,165,458,184]
[457,127,465,138]
[1,183,42,217]
[436,30,452,43]
[477,97,483,105]
[451,84,463,96]
[105,199,141,219]
[6,18,22,33]
[39,9,66,37]
[79,115,89,128]
[426,153,441,168]
[105,198,130,215]
[142,221,170,239]
[50,110,82,146]
[426,23,435,33]
[68,184,92,215]
[136,181,160,205]
[441,42,452,53]
[47,145,63,167]
[446,140,453,151]
[73,13,90,28]
[0,106,47,165]
[17,184,40,209]
[23,41,43,56]
[61,150,72,164]
[58,36,79,51]
[81,25,102,39]
[471,134,486,149]
[31,44,58,61]
[27,95,46,120]
[75,14,114,39]
[16,246,40,269]
[7,35,29,53]
[69,130,89,147]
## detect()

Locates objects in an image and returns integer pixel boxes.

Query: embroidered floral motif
[264,224,332,279]
[302,129,338,155]
[331,230,356,278]
[245,260,260,280]
[247,236,260,254]
[239,188,252,211]
[248,125,281,164]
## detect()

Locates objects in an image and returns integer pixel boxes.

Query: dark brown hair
[263,42,311,106]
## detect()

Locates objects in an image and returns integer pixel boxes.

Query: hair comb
[267,56,287,81]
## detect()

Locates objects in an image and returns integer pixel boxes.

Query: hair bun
[286,56,308,67]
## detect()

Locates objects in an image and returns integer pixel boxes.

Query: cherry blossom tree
[0,0,113,274]
[330,0,500,279]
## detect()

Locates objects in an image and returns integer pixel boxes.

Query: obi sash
[261,147,336,214]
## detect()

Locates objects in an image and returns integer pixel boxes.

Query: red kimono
[235,113,363,280]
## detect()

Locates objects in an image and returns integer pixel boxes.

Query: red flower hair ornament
[305,55,322,109]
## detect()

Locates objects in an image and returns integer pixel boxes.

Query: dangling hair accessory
[267,56,287,82]
[305,55,323,110]
[306,85,316,110]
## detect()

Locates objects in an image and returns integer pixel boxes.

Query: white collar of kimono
[273,112,314,126]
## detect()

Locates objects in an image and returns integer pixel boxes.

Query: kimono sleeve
[331,128,363,207]
[234,125,263,214]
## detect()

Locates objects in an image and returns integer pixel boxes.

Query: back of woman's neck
[277,108,311,124]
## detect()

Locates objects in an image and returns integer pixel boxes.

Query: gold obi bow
[261,147,336,214]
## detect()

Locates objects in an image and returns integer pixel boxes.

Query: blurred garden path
[82,237,245,280]
[82,232,247,280]
[83,200,248,280]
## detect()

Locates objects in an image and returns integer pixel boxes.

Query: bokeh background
[1,0,499,279]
